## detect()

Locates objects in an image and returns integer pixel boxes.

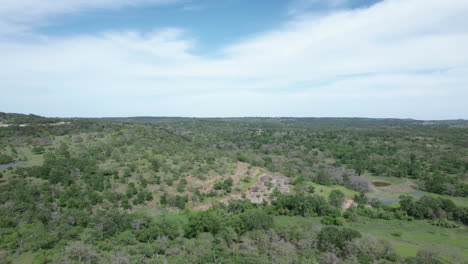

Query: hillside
[0,114,467,263]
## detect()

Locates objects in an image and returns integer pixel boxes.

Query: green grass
[274,215,322,227]
[408,190,468,207]
[9,252,34,264]
[134,207,174,219]
[347,218,468,258]
[365,174,468,208]
[392,242,418,257]
[19,147,44,166]
[273,216,468,260]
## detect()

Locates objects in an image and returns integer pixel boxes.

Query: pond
[372,181,391,187]
[379,198,399,204]
[0,162,21,170]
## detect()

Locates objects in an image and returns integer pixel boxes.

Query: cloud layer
[1,0,467,119]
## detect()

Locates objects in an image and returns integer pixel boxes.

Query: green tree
[0,154,14,165]
[329,190,345,207]
[318,226,361,255]
[316,171,332,185]
[160,193,168,207]
[240,209,273,233]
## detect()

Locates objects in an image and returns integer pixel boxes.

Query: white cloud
[0,0,467,119]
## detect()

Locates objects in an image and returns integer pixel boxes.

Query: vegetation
[0,113,466,263]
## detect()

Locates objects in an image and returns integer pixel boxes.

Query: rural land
[0,112,466,263]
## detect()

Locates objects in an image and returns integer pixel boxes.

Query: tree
[329,190,345,207]
[321,216,344,226]
[318,227,361,254]
[0,154,14,165]
[185,209,226,238]
[160,193,168,207]
[316,171,332,185]
[32,145,45,154]
[176,179,187,193]
[65,241,98,263]
[240,209,273,233]
[175,195,187,209]
[320,252,339,264]
[111,251,130,264]
[214,177,234,192]
[404,248,443,264]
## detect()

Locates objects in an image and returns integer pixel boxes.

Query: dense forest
[0,113,467,263]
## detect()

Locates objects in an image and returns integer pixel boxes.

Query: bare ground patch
[192,166,292,210]
[245,173,291,203]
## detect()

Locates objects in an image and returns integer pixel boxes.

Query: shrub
[240,209,273,233]
[0,154,14,165]
[431,219,458,228]
[321,216,345,226]
[318,226,361,254]
[329,190,345,207]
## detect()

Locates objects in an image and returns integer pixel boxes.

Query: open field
[365,174,468,207]
[274,216,468,261]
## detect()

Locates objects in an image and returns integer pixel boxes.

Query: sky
[0,0,467,119]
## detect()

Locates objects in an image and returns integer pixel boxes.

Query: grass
[9,252,34,264]
[18,147,44,166]
[407,190,468,207]
[274,215,322,227]
[365,174,468,207]
[347,218,468,258]
[273,216,468,261]
[392,242,418,257]
[134,207,173,218]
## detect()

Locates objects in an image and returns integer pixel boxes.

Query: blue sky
[36,0,290,53]
[0,0,467,119]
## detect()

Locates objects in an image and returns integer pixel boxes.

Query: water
[372,181,391,187]
[0,162,21,170]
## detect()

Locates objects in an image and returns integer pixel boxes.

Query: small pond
[0,162,21,170]
[372,181,391,187]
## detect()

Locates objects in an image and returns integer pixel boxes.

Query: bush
[240,209,273,233]
[315,171,332,185]
[0,154,14,165]
[328,190,345,207]
[185,209,226,238]
[214,178,233,193]
[431,219,458,228]
[318,226,361,254]
[321,216,345,226]
[32,145,45,154]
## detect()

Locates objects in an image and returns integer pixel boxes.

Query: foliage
[0,114,467,263]
[318,226,362,255]
[329,189,345,207]
[0,154,14,165]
